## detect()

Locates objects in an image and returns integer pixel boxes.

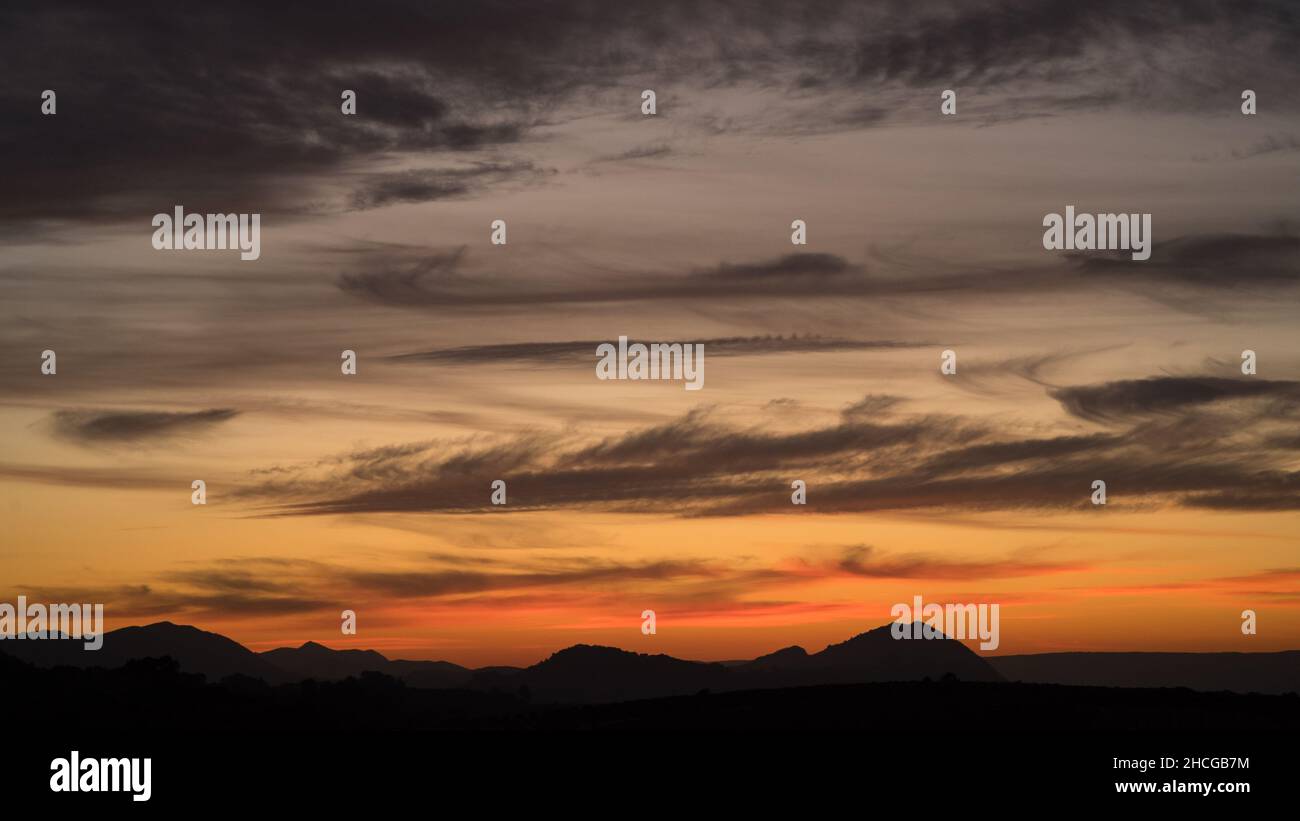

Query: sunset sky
[2,0,1298,667]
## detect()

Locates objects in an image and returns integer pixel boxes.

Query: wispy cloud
[235,370,1300,516]
[390,335,925,366]
[1049,377,1300,423]
[48,408,239,444]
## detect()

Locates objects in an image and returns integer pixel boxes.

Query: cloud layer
[234,372,1300,516]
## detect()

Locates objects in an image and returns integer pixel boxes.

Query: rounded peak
[772,645,808,656]
[755,645,808,662]
[550,644,628,659]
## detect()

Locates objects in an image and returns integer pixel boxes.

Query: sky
[1,0,1298,667]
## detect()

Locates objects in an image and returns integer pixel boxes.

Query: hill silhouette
[2,649,1295,735]
[0,621,281,682]
[261,640,473,688]
[742,622,1003,683]
[1,620,1294,702]
[479,644,734,702]
[462,623,1001,702]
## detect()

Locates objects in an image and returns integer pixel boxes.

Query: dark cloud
[0,1,582,222]
[2,576,333,620]
[1266,434,1300,450]
[162,568,302,596]
[337,233,1300,316]
[777,457,1259,515]
[916,434,1121,475]
[347,161,552,210]
[3,555,746,620]
[329,245,1049,313]
[7,1,1294,224]
[840,395,904,418]
[850,0,1299,99]
[1070,234,1300,286]
[1049,377,1300,423]
[944,350,1116,396]
[237,368,1300,516]
[238,408,960,516]
[337,251,880,309]
[697,253,855,282]
[1229,133,1300,160]
[390,335,925,366]
[1182,485,1300,511]
[7,544,1090,624]
[832,544,1086,579]
[49,407,238,443]
[13,370,1298,515]
[591,143,675,164]
[336,248,479,307]
[339,557,735,599]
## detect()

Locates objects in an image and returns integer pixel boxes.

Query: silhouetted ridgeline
[2,650,1296,733]
[0,621,1004,702]
[262,640,474,689]
[1,621,1295,713]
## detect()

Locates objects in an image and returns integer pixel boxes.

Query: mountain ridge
[2,621,1294,698]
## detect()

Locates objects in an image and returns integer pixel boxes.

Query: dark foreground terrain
[3,650,1296,733]
[3,650,1293,808]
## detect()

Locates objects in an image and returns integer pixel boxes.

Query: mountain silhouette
[0,621,281,682]
[723,623,1001,693]
[262,641,391,681]
[5,646,1296,735]
[262,640,472,688]
[743,645,808,671]
[2,620,1293,702]
[482,644,733,702]
[804,623,1002,681]
[465,622,1000,702]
